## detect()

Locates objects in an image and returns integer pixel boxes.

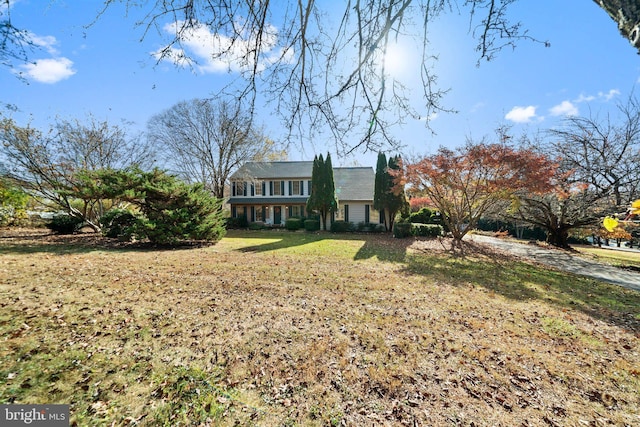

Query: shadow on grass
[0,229,216,255]
[232,229,412,263]
[403,243,640,332]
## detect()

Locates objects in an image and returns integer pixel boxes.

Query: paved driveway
[468,235,640,291]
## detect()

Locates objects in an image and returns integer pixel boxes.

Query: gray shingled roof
[334,167,374,201]
[231,161,313,180]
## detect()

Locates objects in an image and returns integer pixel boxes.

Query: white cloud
[20,57,76,83]
[599,89,620,101]
[27,32,59,55]
[505,106,538,123]
[574,93,595,103]
[550,100,578,117]
[155,20,290,74]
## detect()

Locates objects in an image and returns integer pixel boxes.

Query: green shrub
[330,220,353,233]
[411,223,444,237]
[285,217,303,231]
[100,208,138,240]
[392,221,411,238]
[225,216,248,229]
[371,223,386,233]
[248,221,265,230]
[304,219,320,231]
[47,214,84,234]
[410,207,434,224]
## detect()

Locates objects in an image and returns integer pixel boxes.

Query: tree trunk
[595,0,640,53]
[546,227,570,248]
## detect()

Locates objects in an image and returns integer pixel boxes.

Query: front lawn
[1,229,639,425]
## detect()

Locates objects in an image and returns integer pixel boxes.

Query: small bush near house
[225,216,248,229]
[47,214,84,234]
[411,223,444,237]
[371,224,386,233]
[285,217,303,231]
[393,221,411,238]
[304,219,320,231]
[330,220,353,233]
[248,221,266,230]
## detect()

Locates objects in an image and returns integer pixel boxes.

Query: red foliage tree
[404,142,555,241]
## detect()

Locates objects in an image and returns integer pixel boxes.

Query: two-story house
[227,161,380,226]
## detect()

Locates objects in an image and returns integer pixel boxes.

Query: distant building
[227,161,380,226]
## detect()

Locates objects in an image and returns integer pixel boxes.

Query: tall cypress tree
[306,153,337,231]
[323,153,338,230]
[374,152,388,229]
[306,155,320,216]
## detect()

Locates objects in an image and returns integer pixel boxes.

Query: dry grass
[1,228,639,426]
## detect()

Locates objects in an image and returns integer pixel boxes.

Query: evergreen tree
[306,153,337,231]
[322,153,338,230]
[374,152,407,231]
[306,155,320,216]
[374,152,390,230]
[385,155,408,232]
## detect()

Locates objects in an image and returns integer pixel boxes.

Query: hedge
[285,217,303,231]
[393,222,443,238]
[330,220,353,233]
[304,219,320,231]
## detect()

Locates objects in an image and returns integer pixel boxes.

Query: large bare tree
[547,95,640,210]
[146,98,277,199]
[0,115,155,229]
[3,1,638,153]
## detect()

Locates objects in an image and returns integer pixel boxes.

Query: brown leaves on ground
[1,229,639,426]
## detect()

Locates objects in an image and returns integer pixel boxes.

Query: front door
[274,206,282,225]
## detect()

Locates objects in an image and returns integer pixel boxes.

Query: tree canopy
[2,1,638,154]
[405,141,555,241]
[0,115,155,230]
[147,98,279,199]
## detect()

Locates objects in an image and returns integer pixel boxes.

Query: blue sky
[1,0,639,167]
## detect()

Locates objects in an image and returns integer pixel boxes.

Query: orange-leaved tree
[404,142,555,241]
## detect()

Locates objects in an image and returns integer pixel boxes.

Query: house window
[254,181,262,196]
[235,182,245,196]
[365,204,370,223]
[289,205,302,218]
[256,206,264,222]
[273,180,284,195]
[344,204,349,222]
[292,181,300,196]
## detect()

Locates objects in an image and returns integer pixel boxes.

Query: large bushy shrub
[87,168,226,244]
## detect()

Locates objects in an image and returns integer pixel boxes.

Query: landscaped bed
[1,228,639,425]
